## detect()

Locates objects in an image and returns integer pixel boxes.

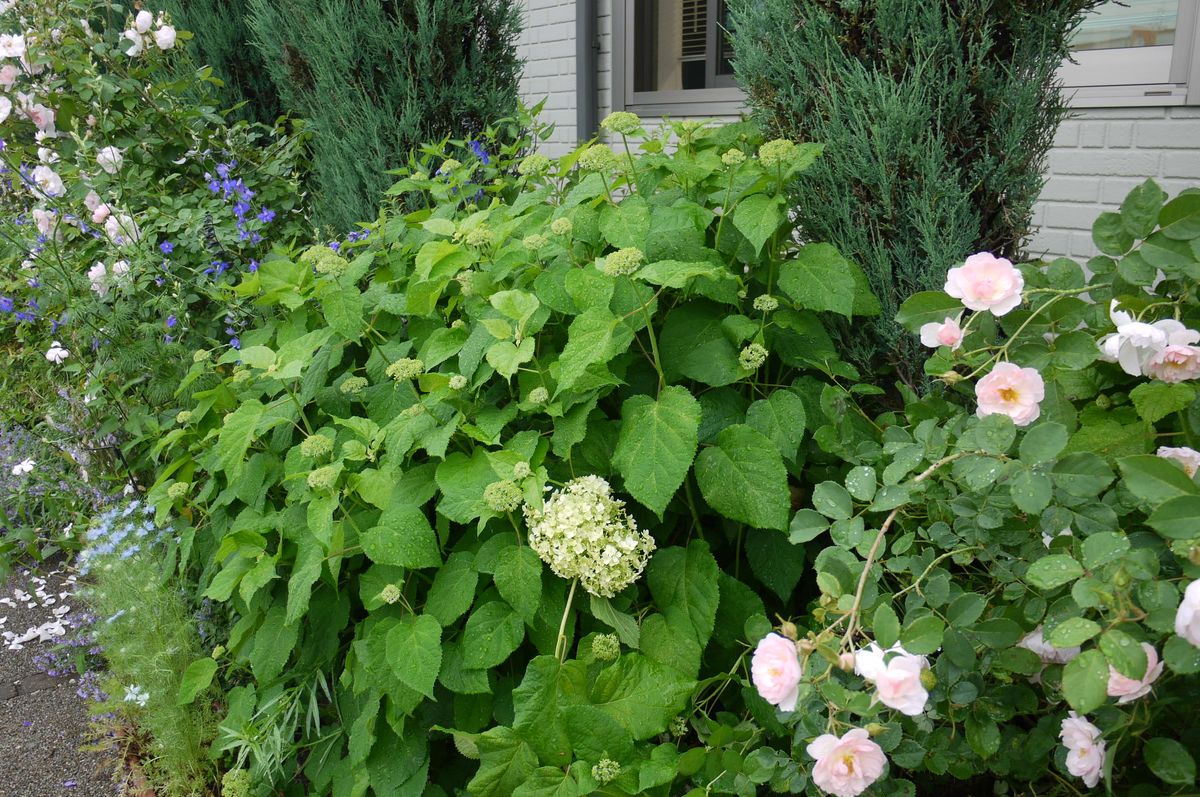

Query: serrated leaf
[900,615,945,655]
[464,602,525,669]
[360,504,441,569]
[746,391,807,461]
[612,386,701,516]
[249,604,297,684]
[646,541,720,646]
[1099,628,1148,680]
[1130,381,1197,424]
[812,480,853,520]
[1119,454,1199,504]
[694,425,790,530]
[425,552,478,626]
[778,243,856,318]
[589,595,641,649]
[1120,178,1165,238]
[494,546,543,622]
[1092,211,1133,256]
[732,193,785,253]
[556,308,632,392]
[385,614,442,698]
[1062,649,1109,714]
[211,399,265,482]
[1147,494,1200,539]
[1159,192,1200,240]
[1081,532,1130,569]
[1010,469,1052,515]
[1026,554,1084,590]
[1018,422,1068,464]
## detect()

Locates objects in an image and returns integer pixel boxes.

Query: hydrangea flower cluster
[523,475,655,598]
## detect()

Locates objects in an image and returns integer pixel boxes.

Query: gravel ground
[0,564,119,797]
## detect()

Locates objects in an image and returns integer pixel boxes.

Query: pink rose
[1145,344,1200,383]
[1106,643,1162,703]
[91,203,111,224]
[919,316,964,350]
[0,63,17,88]
[751,633,802,711]
[1176,579,1200,647]
[26,103,55,133]
[1157,446,1200,478]
[854,642,929,716]
[1060,712,1105,788]
[944,252,1024,316]
[806,728,887,797]
[975,362,1044,427]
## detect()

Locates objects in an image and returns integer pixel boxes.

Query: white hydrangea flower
[524,475,655,598]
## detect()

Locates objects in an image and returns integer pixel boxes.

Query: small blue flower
[257,208,275,223]
[248,260,259,272]
[329,241,340,252]
[470,140,491,165]
[0,296,12,313]
[229,337,241,350]
[159,241,174,254]
[166,315,177,328]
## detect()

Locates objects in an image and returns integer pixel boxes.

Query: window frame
[610,0,1200,116]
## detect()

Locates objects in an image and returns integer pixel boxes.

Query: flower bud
[939,370,963,384]
[838,652,856,672]
[865,723,886,737]
[779,620,798,640]
[919,668,938,691]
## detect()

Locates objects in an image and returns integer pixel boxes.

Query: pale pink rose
[1018,625,1080,665]
[134,10,154,33]
[26,102,54,133]
[91,203,111,224]
[854,642,929,716]
[1145,345,1200,383]
[123,29,144,57]
[751,633,802,711]
[105,213,140,245]
[0,33,25,58]
[87,261,108,296]
[30,164,64,198]
[806,728,887,797]
[32,207,59,239]
[919,316,964,350]
[0,95,12,124]
[975,362,1044,427]
[1060,712,1105,788]
[1106,643,1162,704]
[1157,446,1200,479]
[154,25,176,50]
[19,52,43,75]
[944,252,1024,316]
[83,190,102,212]
[1176,579,1200,647]
[111,260,130,279]
[96,146,123,174]
[0,63,16,87]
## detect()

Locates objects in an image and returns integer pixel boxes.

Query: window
[613,0,743,116]
[612,0,1200,114]
[1060,0,1200,106]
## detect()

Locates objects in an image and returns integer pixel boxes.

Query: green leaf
[778,243,856,318]
[468,727,540,797]
[659,300,741,387]
[612,386,701,516]
[1026,554,1085,590]
[1159,192,1200,240]
[640,613,703,679]
[695,425,790,530]
[872,604,900,648]
[1062,649,1109,714]
[1147,495,1200,539]
[744,529,806,601]
[464,602,526,669]
[646,541,720,646]
[1145,738,1197,785]
[210,399,265,482]
[320,282,365,340]
[1120,177,1165,238]
[746,391,807,461]
[1119,454,1199,505]
[1092,211,1134,256]
[176,658,218,706]
[494,546,544,622]
[425,552,478,626]
[1018,422,1069,464]
[1130,381,1197,424]
[972,618,1023,649]
[731,193,785,253]
[1141,231,1199,271]
[589,595,641,649]
[1078,532,1129,570]
[900,615,945,655]
[895,291,963,333]
[812,481,853,520]
[1046,617,1101,647]
[512,767,583,797]
[250,604,297,683]
[636,259,730,288]
[1165,635,1200,674]
[587,653,693,740]
[486,338,535,380]
[385,614,442,698]
[1010,469,1052,515]
[844,466,877,502]
[789,509,829,544]
[1099,628,1148,680]
[556,308,633,392]
[360,504,441,569]
[1051,453,1114,497]
[946,594,986,628]
[511,656,587,767]
[435,449,500,524]
[490,290,541,327]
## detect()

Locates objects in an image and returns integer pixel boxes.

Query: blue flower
[166,315,177,328]
[159,241,174,254]
[329,241,340,252]
[470,140,491,165]
[257,208,275,223]
[248,260,259,273]
[0,296,12,313]
[229,337,241,350]
[14,311,33,322]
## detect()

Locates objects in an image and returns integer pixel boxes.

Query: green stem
[555,579,578,663]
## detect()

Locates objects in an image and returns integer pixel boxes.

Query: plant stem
[555,578,578,663]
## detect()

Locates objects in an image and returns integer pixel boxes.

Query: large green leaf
[731,193,784,253]
[424,551,478,627]
[1118,455,1198,505]
[694,424,790,530]
[1147,495,1200,539]
[1145,738,1197,786]
[556,308,633,391]
[587,653,693,740]
[511,656,589,767]
[646,541,720,646]
[494,546,544,622]
[1130,381,1197,424]
[320,281,365,340]
[435,449,500,524]
[359,503,441,569]
[745,391,807,460]
[176,658,218,706]
[612,386,701,516]
[249,604,297,683]
[1062,649,1109,714]
[468,727,540,797]
[894,291,964,333]
[464,601,526,669]
[1025,554,1085,591]
[659,301,741,386]
[385,614,442,698]
[210,399,265,482]
[778,243,857,318]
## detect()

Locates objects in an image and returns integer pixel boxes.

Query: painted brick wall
[1030,106,1200,261]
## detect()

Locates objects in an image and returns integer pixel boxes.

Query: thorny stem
[555,578,578,663]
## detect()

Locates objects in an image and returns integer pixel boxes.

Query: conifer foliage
[245,0,524,232]
[727,0,1105,376]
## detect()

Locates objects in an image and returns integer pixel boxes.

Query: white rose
[134,10,153,33]
[96,146,123,174]
[154,25,176,50]
[1060,712,1105,788]
[123,29,144,57]
[0,95,10,123]
[1176,579,1200,648]
[30,164,64,198]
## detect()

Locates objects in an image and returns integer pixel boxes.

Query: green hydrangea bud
[454,271,476,295]
[721,148,746,166]
[450,319,466,330]
[449,374,468,390]
[577,143,617,172]
[517,154,551,176]
[192,348,210,363]
[464,227,493,248]
[401,403,425,418]
[758,138,798,169]
[591,759,621,785]
[340,376,368,394]
[484,479,523,513]
[167,481,189,501]
[550,217,573,236]
[528,386,549,404]
[591,633,621,662]
[512,462,532,480]
[739,343,768,370]
[175,410,192,425]
[386,358,425,381]
[221,768,253,797]
[307,466,338,492]
[300,245,348,277]
[300,434,333,459]
[379,583,401,605]
[439,158,462,173]
[600,111,641,136]
[601,247,644,277]
[752,294,779,313]
[669,716,689,737]
[230,368,252,384]
[523,233,548,251]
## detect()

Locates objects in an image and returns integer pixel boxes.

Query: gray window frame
[611,0,1200,115]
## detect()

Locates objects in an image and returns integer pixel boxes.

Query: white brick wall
[516,2,1200,262]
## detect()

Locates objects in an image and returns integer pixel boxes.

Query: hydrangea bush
[155,117,890,793]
